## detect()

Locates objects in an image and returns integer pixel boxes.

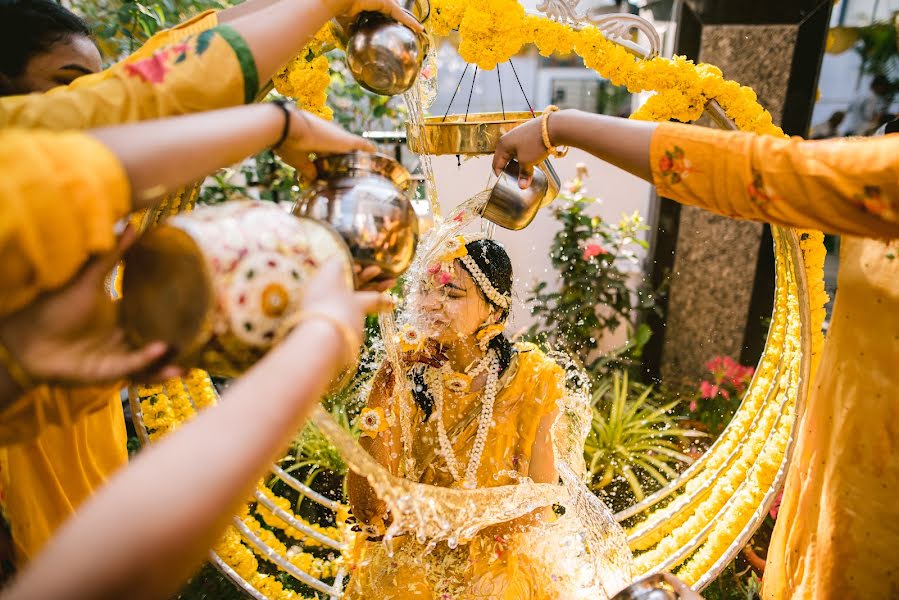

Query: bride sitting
[346,234,630,599]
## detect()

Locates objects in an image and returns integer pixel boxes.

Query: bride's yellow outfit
[346,343,567,599]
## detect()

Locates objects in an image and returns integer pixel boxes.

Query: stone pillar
[641,0,832,388]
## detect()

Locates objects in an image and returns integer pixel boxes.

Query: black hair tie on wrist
[270,98,293,149]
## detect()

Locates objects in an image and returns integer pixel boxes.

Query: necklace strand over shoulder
[425,349,499,488]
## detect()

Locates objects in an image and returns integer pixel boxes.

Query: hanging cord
[508,60,535,117]
[497,64,505,120]
[464,66,479,122]
[442,64,470,122]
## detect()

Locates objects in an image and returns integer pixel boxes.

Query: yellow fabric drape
[346,344,565,599]
[649,123,899,599]
[0,130,131,317]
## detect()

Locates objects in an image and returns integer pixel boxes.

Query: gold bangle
[277,311,361,362]
[540,105,569,158]
[0,340,34,392]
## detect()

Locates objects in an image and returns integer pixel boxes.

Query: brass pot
[121,201,353,378]
[345,0,430,96]
[480,159,561,230]
[294,152,419,278]
[611,575,679,600]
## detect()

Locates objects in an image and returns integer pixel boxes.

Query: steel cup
[480,159,561,230]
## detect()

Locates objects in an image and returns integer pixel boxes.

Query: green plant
[855,20,899,78]
[72,0,230,59]
[585,372,702,505]
[526,175,658,376]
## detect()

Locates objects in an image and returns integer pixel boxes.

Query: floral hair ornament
[358,407,388,438]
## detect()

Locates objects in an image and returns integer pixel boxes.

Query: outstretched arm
[494,110,899,238]
[1,263,390,600]
[1,0,422,130]
[347,365,401,529]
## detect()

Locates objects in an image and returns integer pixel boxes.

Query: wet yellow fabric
[650,123,899,599]
[347,344,565,599]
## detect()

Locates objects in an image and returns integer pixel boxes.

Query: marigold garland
[133,372,347,599]
[272,24,338,120]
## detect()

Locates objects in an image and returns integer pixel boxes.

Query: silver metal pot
[344,0,430,96]
[611,575,679,600]
[294,152,419,279]
[480,159,561,230]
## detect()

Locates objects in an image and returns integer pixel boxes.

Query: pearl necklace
[426,350,499,488]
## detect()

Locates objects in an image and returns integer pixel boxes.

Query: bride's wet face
[420,260,494,346]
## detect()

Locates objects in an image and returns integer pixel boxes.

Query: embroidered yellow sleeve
[650,122,899,238]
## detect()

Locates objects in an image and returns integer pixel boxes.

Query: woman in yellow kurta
[0,0,422,131]
[494,110,899,599]
[346,237,630,599]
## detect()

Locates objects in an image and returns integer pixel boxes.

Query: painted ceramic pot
[122,200,353,377]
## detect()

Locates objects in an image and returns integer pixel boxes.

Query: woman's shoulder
[512,342,564,380]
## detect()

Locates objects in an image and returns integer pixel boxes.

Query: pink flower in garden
[769,490,784,520]
[582,243,607,261]
[699,381,718,399]
[689,399,698,412]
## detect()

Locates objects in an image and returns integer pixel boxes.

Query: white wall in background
[428,151,652,334]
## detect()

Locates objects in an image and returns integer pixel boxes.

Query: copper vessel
[294,152,419,278]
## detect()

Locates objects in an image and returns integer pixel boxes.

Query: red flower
[769,491,784,520]
[582,243,607,261]
[659,155,673,172]
[125,51,171,83]
[689,399,698,412]
[699,381,718,399]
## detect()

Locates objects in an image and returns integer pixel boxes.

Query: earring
[476,322,505,351]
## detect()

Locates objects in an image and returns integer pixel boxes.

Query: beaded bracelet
[541,105,569,158]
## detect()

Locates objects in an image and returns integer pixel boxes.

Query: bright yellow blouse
[650,123,899,599]
[0,21,257,130]
[0,13,239,565]
[0,130,130,317]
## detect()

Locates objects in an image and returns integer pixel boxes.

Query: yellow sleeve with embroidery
[0,130,130,317]
[66,10,219,90]
[650,122,899,238]
[0,24,257,130]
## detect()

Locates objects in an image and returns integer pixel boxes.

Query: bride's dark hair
[411,238,515,418]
